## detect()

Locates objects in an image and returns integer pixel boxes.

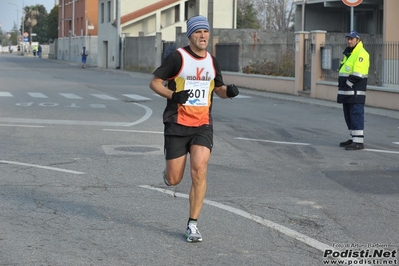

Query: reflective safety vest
[337,41,369,104]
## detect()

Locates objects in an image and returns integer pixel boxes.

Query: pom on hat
[186,15,210,38]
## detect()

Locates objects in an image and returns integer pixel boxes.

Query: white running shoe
[185,222,202,242]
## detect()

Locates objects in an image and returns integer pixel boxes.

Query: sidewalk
[238,87,399,120]
[94,66,399,120]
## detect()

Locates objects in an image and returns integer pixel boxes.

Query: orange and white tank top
[174,48,216,127]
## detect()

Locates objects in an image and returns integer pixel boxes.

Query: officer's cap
[346,31,360,39]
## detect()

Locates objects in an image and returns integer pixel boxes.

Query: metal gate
[162,41,176,62]
[304,38,312,91]
[215,43,240,72]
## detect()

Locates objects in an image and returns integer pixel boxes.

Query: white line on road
[103,129,163,134]
[0,92,13,97]
[140,185,332,252]
[59,93,83,99]
[123,103,153,127]
[122,94,152,101]
[28,92,48,98]
[0,102,152,127]
[235,137,311,146]
[364,149,399,155]
[0,118,131,126]
[91,94,118,100]
[0,124,45,128]
[151,93,252,99]
[0,160,85,175]
[393,142,399,145]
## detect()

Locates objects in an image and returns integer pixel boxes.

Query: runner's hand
[226,84,239,98]
[172,90,190,104]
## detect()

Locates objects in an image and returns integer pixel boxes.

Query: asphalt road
[0,54,398,266]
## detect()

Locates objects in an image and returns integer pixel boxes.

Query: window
[101,3,104,23]
[107,1,111,22]
[175,5,180,22]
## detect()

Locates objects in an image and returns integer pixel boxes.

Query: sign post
[342,0,363,31]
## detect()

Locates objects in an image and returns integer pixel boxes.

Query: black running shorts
[164,126,213,160]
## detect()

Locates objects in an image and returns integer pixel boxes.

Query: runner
[149,15,239,243]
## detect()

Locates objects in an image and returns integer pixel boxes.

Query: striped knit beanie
[186,15,210,38]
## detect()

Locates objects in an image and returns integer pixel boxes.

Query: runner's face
[189,29,209,52]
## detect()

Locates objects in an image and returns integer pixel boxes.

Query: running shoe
[185,222,202,242]
[163,169,171,186]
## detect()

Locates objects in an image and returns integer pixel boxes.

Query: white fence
[57,36,98,66]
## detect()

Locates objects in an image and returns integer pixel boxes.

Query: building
[293,0,399,42]
[97,0,237,69]
[58,0,99,38]
[57,0,98,62]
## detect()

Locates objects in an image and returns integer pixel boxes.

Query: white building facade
[97,0,237,69]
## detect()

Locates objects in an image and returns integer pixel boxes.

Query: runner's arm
[149,76,174,100]
[214,85,229,98]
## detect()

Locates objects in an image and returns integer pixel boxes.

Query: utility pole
[301,0,306,31]
[7,2,19,46]
[116,0,121,68]
[207,0,213,54]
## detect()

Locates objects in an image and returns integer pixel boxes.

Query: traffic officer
[337,31,370,150]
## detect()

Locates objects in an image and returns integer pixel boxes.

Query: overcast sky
[0,0,57,32]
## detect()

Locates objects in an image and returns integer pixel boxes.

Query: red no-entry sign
[342,0,363,7]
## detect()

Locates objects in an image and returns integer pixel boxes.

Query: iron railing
[321,41,399,87]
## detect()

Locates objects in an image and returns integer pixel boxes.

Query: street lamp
[7,1,25,55]
[7,2,20,47]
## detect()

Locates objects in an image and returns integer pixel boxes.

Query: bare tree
[253,0,294,31]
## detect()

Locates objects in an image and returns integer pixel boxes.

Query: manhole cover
[102,145,162,155]
[114,146,159,152]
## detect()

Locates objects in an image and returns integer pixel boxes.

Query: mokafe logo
[186,67,212,81]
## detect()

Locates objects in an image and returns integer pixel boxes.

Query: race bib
[183,80,210,106]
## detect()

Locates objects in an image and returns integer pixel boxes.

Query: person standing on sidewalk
[149,15,239,242]
[37,44,42,58]
[80,46,88,68]
[337,31,370,150]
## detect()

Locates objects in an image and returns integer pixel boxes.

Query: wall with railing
[321,37,399,88]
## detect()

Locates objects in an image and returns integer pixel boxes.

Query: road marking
[59,93,83,99]
[235,137,311,146]
[140,185,332,252]
[393,142,399,145]
[231,95,252,99]
[0,118,131,126]
[151,93,251,99]
[103,129,163,134]
[0,124,45,128]
[364,149,399,155]
[123,103,153,127]
[0,160,85,175]
[0,92,13,97]
[0,102,152,127]
[91,94,118,100]
[123,94,152,101]
[28,92,48,98]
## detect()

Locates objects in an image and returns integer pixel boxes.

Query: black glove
[226,84,239,98]
[171,90,190,104]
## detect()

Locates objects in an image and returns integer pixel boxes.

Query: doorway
[103,41,108,68]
